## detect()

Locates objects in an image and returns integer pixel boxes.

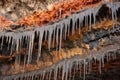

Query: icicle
[101,54,105,67]
[59,23,63,50]
[62,61,66,80]
[0,36,4,50]
[58,64,61,79]
[78,13,84,34]
[93,12,96,28]
[45,72,48,80]
[86,62,88,75]
[27,31,35,64]
[71,14,76,34]
[4,32,14,55]
[92,5,101,28]
[76,61,79,71]
[65,61,69,80]
[37,71,41,77]
[67,18,71,36]
[54,66,58,80]
[85,14,88,31]
[48,26,54,51]
[26,34,29,44]
[78,18,81,34]
[6,35,8,46]
[20,35,24,50]
[83,60,86,80]
[37,27,44,61]
[79,62,82,78]
[42,71,46,80]
[52,25,56,47]
[78,20,81,34]
[30,32,34,63]
[31,74,35,80]
[64,19,68,40]
[16,37,19,52]
[10,36,15,55]
[7,36,12,50]
[111,4,115,29]
[75,20,77,31]
[56,25,59,52]
[49,70,52,80]
[89,9,92,31]
[68,61,73,80]
[107,2,118,29]
[19,36,22,51]
[73,65,76,78]
[45,29,48,41]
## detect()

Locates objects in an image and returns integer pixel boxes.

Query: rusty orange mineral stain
[16,0,102,27]
[0,16,13,30]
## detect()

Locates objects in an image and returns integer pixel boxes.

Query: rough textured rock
[0,0,120,80]
[0,0,43,21]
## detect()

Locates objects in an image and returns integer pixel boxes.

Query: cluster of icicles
[1,1,120,80]
[3,47,120,80]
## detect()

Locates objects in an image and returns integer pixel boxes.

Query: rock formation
[0,0,120,80]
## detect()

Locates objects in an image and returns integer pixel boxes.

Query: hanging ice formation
[1,1,120,80]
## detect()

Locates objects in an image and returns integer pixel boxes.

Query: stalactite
[56,25,59,52]
[52,25,56,47]
[67,18,71,36]
[1,1,120,80]
[37,27,44,61]
[49,70,52,80]
[65,62,69,80]
[78,13,84,34]
[89,10,92,31]
[88,60,91,73]
[48,26,54,51]
[59,23,63,50]
[45,29,48,41]
[42,71,46,80]
[0,36,4,50]
[101,54,105,67]
[7,35,12,50]
[71,14,76,35]
[63,19,68,40]
[83,60,86,80]
[16,37,19,52]
[54,66,58,80]
[10,36,15,55]
[62,61,65,80]
[79,62,82,78]
[26,31,35,64]
[85,15,88,31]
[107,2,120,29]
